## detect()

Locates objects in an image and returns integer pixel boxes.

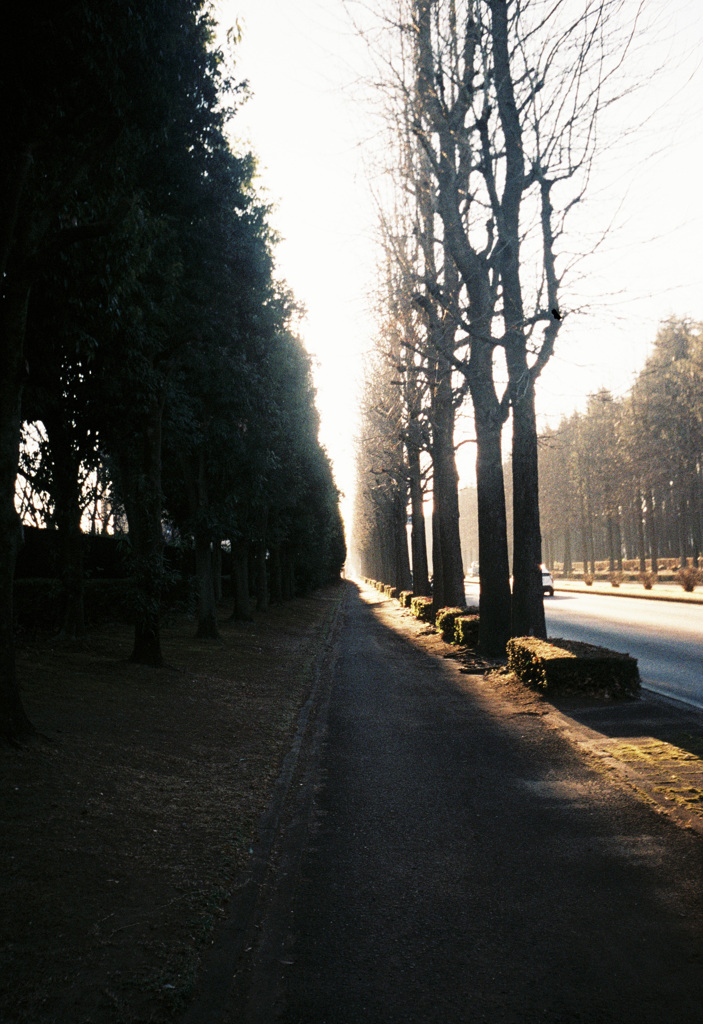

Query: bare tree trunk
[474,411,511,654]
[431,369,465,608]
[393,489,413,593]
[510,382,546,638]
[607,515,616,572]
[408,442,429,595]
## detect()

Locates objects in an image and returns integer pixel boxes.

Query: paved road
[222,584,703,1024]
[465,581,703,710]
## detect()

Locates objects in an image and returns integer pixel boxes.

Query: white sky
[216,0,703,526]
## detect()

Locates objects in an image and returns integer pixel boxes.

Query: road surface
[465,581,703,710]
[206,584,703,1024]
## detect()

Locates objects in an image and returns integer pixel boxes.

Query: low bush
[435,607,466,642]
[506,636,640,698]
[609,571,623,587]
[399,590,414,608]
[676,567,701,592]
[454,614,479,647]
[639,571,656,590]
[583,573,594,586]
[411,596,434,623]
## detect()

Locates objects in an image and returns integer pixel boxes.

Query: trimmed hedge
[454,614,480,647]
[411,596,435,623]
[506,636,640,697]
[399,590,414,608]
[435,606,466,642]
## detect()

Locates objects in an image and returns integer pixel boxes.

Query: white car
[542,567,554,596]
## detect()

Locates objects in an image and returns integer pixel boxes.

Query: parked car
[542,567,554,596]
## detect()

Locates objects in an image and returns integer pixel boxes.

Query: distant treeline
[539,319,703,573]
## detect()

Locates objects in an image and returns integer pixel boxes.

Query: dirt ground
[0,584,343,1024]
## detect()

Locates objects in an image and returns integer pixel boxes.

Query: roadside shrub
[676,567,701,592]
[583,573,594,586]
[387,586,398,600]
[411,596,435,623]
[639,571,655,590]
[609,571,623,588]
[399,590,414,608]
[454,614,479,647]
[435,607,466,642]
[507,636,640,698]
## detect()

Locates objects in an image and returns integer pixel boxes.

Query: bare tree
[354,0,640,641]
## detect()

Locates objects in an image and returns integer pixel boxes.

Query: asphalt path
[464,582,703,710]
[224,583,703,1024]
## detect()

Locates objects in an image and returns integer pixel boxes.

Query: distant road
[464,581,703,710]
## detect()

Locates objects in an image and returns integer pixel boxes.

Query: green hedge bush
[411,596,434,623]
[454,614,480,647]
[399,590,414,608]
[435,607,466,642]
[506,636,640,697]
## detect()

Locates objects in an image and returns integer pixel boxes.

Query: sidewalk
[392,582,703,835]
[216,582,703,1024]
[537,687,703,836]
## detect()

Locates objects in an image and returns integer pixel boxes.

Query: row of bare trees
[540,319,703,574]
[350,0,638,653]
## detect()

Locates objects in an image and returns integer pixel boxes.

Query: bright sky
[217,0,703,527]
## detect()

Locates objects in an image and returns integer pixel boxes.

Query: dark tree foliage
[0,2,344,739]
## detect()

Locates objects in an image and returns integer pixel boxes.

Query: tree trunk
[607,515,616,572]
[213,542,222,603]
[635,491,647,574]
[393,489,413,593]
[510,382,546,638]
[179,449,219,639]
[473,412,511,655]
[563,524,572,575]
[281,544,294,601]
[120,397,165,667]
[254,512,269,612]
[231,539,252,621]
[269,542,283,604]
[407,438,430,595]
[431,372,465,608]
[0,280,35,740]
[43,411,86,638]
[194,532,218,639]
